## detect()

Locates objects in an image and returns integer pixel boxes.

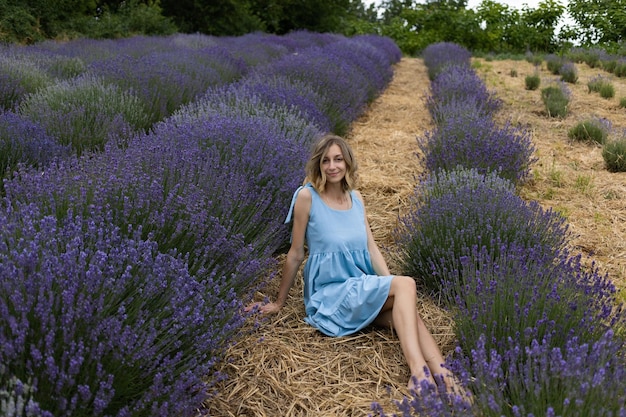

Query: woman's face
[321,144,346,185]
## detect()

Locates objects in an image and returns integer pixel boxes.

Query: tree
[518,0,564,52]
[568,0,626,45]
[159,0,263,35]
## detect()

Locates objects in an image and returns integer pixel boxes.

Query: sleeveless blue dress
[285,183,394,337]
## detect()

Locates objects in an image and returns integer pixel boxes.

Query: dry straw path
[477,58,626,290]
[208,56,626,416]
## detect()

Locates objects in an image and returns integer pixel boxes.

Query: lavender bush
[217,33,290,66]
[3,127,279,293]
[444,244,624,355]
[426,64,502,119]
[0,205,246,416]
[603,136,626,172]
[323,38,395,101]
[559,61,578,83]
[541,80,571,118]
[0,111,70,189]
[0,51,52,110]
[418,112,536,185]
[168,81,323,143]
[422,42,472,80]
[392,168,569,293]
[254,46,371,135]
[545,53,565,75]
[351,34,402,66]
[235,74,334,133]
[18,74,151,155]
[568,117,612,144]
[89,46,248,124]
[446,330,626,417]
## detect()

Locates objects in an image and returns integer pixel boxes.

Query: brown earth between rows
[207,56,626,416]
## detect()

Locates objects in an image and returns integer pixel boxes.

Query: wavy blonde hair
[305,134,358,193]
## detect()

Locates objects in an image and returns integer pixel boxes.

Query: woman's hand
[245,301,282,315]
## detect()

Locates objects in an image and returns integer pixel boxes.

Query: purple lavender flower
[422,42,472,80]
[255,45,371,135]
[0,111,70,186]
[0,205,249,416]
[418,111,537,185]
[392,168,569,293]
[444,330,626,417]
[427,64,502,117]
[0,48,52,110]
[18,74,150,155]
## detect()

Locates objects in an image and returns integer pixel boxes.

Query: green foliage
[568,0,626,45]
[600,82,616,98]
[545,54,563,74]
[541,82,570,118]
[603,138,626,172]
[0,54,53,110]
[525,73,541,90]
[619,97,626,108]
[568,119,611,144]
[18,74,151,155]
[588,75,612,93]
[559,62,578,83]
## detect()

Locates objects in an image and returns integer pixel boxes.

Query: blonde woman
[248,134,458,393]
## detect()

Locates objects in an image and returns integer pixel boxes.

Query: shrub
[525,73,541,90]
[445,330,626,417]
[568,117,611,144]
[255,46,371,135]
[418,112,537,185]
[541,81,570,118]
[18,74,151,155]
[0,205,246,416]
[167,81,323,145]
[603,137,626,172]
[524,51,543,67]
[426,64,502,118]
[545,53,564,74]
[0,111,70,187]
[235,74,333,133]
[600,82,615,98]
[392,168,568,293]
[559,62,578,83]
[619,97,626,108]
[444,245,624,355]
[613,59,626,77]
[89,45,248,124]
[588,74,612,94]
[422,42,472,80]
[0,51,52,110]
[427,96,496,126]
[4,117,290,288]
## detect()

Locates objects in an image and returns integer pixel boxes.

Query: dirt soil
[207,57,626,416]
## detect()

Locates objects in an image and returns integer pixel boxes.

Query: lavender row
[379,42,626,416]
[0,32,401,416]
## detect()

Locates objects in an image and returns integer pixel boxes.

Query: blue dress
[285,183,394,337]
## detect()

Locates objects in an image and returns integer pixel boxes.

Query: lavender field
[2,33,625,417]
[0,32,401,416]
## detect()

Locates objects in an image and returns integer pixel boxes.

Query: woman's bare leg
[374,275,454,392]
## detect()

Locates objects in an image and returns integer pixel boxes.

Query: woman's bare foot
[439,373,473,403]
[407,371,435,394]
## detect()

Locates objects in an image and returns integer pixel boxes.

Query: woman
[248,134,457,393]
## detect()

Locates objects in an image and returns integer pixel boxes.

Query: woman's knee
[391,275,417,293]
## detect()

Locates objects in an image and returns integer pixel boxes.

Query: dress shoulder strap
[284,182,314,224]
